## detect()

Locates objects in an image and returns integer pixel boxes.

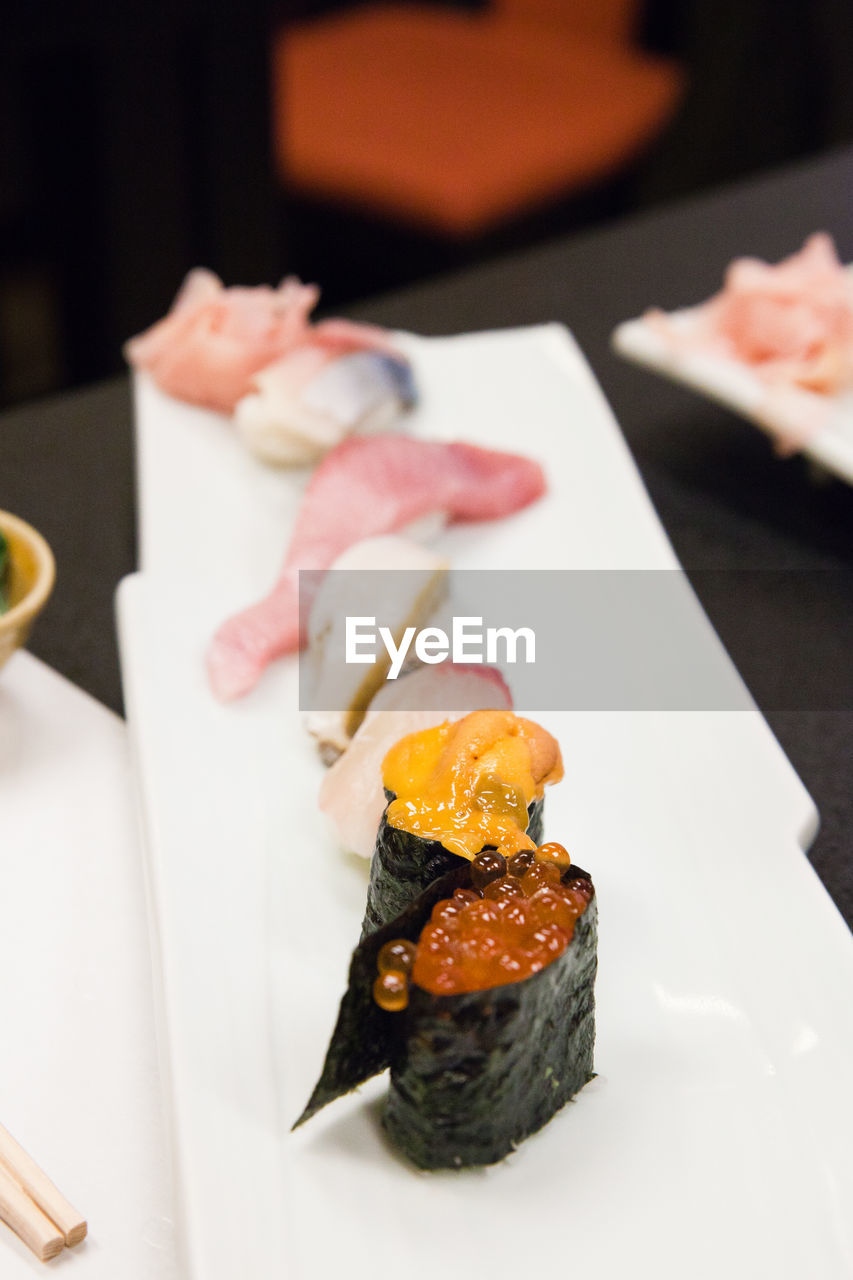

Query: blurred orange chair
[272,0,684,240]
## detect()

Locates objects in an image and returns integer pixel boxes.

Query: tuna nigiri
[206,435,546,700]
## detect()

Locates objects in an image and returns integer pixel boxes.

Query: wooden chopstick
[0,1123,86,1258]
[0,1162,64,1262]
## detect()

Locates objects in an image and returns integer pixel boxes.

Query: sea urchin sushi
[363,709,563,935]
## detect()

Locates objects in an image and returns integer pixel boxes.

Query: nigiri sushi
[295,844,597,1170]
[303,534,450,762]
[207,436,546,700]
[318,663,513,856]
[363,709,563,935]
[234,344,416,467]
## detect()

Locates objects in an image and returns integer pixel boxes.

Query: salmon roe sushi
[373,846,593,1004]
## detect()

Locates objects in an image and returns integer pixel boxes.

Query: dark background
[2,0,853,407]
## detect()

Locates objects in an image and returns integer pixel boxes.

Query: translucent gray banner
[298,569,853,712]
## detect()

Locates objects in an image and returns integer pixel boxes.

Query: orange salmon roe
[374,970,409,1011]
[536,841,573,867]
[377,939,417,975]
[374,850,593,1004]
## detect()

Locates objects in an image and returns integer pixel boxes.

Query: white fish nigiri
[302,534,449,762]
[318,664,513,859]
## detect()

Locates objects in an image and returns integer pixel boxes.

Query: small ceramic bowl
[0,510,56,672]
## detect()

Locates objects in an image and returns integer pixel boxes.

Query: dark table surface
[2,145,852,927]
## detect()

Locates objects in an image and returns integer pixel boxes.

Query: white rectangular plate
[612,296,853,482]
[118,326,853,1280]
[0,652,177,1277]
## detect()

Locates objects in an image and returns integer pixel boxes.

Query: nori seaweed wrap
[362,791,544,936]
[296,861,596,1170]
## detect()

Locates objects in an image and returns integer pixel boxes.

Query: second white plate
[613,304,853,480]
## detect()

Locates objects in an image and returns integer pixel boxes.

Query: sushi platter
[118,324,853,1279]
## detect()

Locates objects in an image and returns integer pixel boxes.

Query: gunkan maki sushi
[296,841,596,1169]
[363,709,563,935]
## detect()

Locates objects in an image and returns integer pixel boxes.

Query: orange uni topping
[381,710,563,860]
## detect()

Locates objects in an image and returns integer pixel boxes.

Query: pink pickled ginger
[125,269,405,414]
[650,232,853,394]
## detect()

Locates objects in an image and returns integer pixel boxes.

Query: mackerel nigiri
[234,343,416,466]
[206,435,546,700]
